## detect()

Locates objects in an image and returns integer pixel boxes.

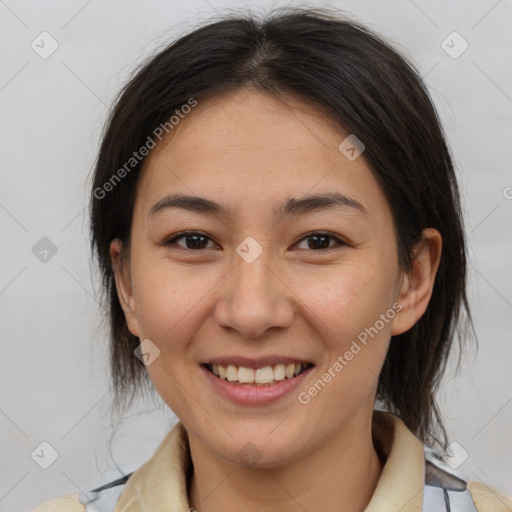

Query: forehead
[134,89,389,222]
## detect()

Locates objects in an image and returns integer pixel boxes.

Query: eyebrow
[149,191,369,220]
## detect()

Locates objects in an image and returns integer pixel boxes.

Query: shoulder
[423,446,512,512]
[467,480,512,512]
[30,493,85,511]
[30,473,131,511]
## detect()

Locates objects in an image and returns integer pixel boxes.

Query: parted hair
[90,7,473,452]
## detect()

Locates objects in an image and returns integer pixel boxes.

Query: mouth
[201,361,314,387]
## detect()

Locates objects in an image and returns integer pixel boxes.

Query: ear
[391,228,442,336]
[110,239,141,338]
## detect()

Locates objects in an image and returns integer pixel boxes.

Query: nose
[214,247,295,340]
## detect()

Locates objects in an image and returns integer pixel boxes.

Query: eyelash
[163,231,347,252]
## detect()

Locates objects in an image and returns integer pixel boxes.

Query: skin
[111,88,442,511]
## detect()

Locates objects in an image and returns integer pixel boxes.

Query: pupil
[184,234,330,250]
[309,235,329,250]
[187,234,207,249]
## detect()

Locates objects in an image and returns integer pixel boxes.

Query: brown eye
[165,232,217,250]
[163,231,346,252]
[295,232,346,251]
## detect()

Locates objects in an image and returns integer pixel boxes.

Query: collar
[115,410,425,511]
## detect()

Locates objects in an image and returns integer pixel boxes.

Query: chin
[214,431,303,469]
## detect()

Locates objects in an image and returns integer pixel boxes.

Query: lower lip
[201,365,314,405]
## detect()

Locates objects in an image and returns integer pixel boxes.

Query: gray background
[1,0,511,510]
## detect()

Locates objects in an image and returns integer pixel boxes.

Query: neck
[187,411,383,512]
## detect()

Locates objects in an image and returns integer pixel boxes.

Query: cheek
[131,256,216,342]
[294,258,397,407]
[131,247,398,356]
[296,258,397,345]
[295,266,394,425]
[130,258,216,418]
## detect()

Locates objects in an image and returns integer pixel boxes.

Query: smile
[203,362,313,386]
[201,359,315,405]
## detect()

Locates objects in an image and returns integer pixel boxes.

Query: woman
[32,7,512,512]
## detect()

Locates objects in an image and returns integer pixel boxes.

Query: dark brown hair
[90,7,473,451]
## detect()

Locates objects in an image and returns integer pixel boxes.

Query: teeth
[274,364,286,381]
[226,364,238,382]
[209,362,308,385]
[238,367,255,383]
[255,366,274,384]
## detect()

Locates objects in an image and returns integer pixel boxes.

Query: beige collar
[115,410,425,511]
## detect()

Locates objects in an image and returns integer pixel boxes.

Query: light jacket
[31,410,512,511]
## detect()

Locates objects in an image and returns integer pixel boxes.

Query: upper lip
[203,356,314,368]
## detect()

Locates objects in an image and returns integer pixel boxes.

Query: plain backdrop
[1,0,511,510]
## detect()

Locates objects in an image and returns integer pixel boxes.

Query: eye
[163,231,346,251]
[165,231,218,250]
[294,232,346,251]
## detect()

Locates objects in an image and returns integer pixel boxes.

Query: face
[112,88,434,469]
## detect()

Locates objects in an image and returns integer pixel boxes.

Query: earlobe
[110,239,141,337]
[391,228,442,336]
